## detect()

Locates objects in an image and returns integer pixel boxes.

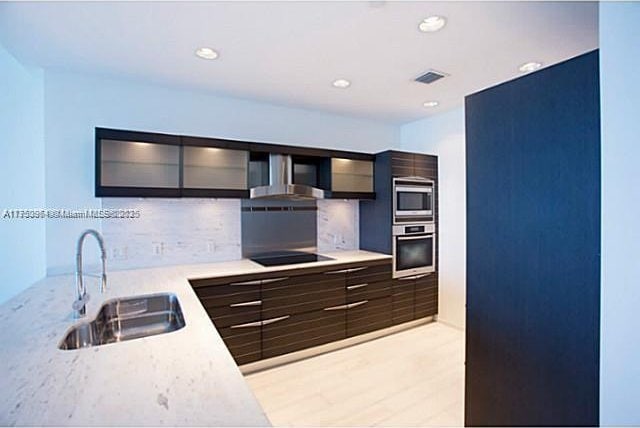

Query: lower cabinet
[263,309,346,358]
[217,325,262,365]
[415,274,438,319]
[346,296,392,337]
[190,259,438,366]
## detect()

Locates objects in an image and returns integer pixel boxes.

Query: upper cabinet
[95,128,375,199]
[96,129,182,197]
[325,158,374,198]
[389,151,437,180]
[181,136,250,198]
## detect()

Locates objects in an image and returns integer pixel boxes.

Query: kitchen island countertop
[0,249,390,426]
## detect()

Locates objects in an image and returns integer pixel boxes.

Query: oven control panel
[392,223,435,236]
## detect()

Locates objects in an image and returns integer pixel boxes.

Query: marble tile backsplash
[317,199,359,253]
[101,198,358,270]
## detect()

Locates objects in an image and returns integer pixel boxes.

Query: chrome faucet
[73,229,107,318]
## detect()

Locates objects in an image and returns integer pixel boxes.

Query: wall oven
[393,177,434,224]
[392,223,436,278]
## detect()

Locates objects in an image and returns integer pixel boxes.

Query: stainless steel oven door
[392,233,436,278]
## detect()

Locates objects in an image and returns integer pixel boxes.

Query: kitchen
[0,1,639,427]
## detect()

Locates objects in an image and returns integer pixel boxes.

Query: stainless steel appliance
[392,223,436,278]
[250,153,325,200]
[393,177,434,223]
[241,199,334,267]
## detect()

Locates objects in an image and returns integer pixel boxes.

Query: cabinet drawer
[347,279,391,303]
[345,261,392,286]
[206,303,262,328]
[192,281,261,309]
[346,297,392,337]
[262,273,345,318]
[217,325,261,365]
[262,310,346,359]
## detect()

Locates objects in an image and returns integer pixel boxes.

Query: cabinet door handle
[261,277,290,284]
[324,266,368,275]
[347,300,368,309]
[229,300,262,308]
[261,315,290,325]
[230,315,290,329]
[324,304,350,311]
[324,268,351,275]
[324,300,369,311]
[230,320,263,329]
[229,279,262,286]
[347,283,368,291]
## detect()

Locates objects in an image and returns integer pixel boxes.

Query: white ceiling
[0,1,598,124]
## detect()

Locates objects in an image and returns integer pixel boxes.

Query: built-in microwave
[392,223,436,278]
[393,177,434,224]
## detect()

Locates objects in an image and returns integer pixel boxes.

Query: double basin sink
[59,293,186,350]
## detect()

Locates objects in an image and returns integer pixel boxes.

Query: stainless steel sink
[59,293,186,350]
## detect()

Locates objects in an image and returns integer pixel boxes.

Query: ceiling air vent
[415,69,448,85]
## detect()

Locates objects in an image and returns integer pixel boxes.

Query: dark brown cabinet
[321,157,375,199]
[262,309,345,359]
[414,273,438,319]
[346,296,392,337]
[96,127,376,199]
[391,277,415,325]
[190,259,436,366]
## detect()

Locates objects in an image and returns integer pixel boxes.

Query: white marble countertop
[0,250,390,426]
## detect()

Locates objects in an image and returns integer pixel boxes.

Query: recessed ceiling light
[195,47,219,60]
[519,61,542,73]
[419,16,447,33]
[423,101,439,108]
[332,79,351,89]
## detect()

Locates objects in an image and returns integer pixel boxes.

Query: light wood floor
[245,322,465,427]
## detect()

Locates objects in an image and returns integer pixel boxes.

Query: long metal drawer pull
[229,300,262,308]
[347,283,368,291]
[261,315,290,325]
[324,268,351,275]
[324,300,369,311]
[260,277,290,284]
[324,304,350,311]
[324,266,368,275]
[230,315,290,329]
[347,300,368,309]
[230,320,263,329]
[229,279,262,286]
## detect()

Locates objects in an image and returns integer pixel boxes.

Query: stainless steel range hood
[250,153,324,200]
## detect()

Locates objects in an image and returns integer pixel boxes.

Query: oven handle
[397,234,434,241]
[394,186,434,193]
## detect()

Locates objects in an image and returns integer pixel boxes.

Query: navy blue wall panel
[465,50,601,426]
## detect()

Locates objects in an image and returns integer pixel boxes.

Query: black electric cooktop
[250,251,334,267]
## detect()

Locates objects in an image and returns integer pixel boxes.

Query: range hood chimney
[250,153,325,200]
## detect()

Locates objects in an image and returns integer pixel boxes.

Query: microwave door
[395,189,433,216]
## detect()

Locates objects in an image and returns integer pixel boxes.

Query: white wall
[43,70,400,274]
[599,3,640,425]
[0,44,46,304]
[400,108,466,330]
